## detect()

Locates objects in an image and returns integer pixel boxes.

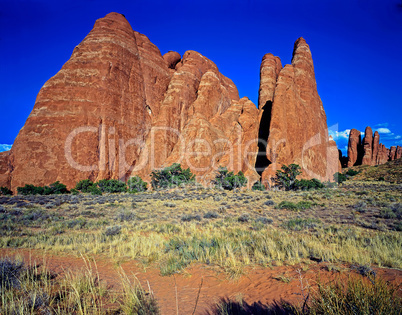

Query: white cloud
[375,123,389,128]
[0,144,12,152]
[395,135,401,140]
[376,128,391,134]
[328,129,351,141]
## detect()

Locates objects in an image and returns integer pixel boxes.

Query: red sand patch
[1,248,401,314]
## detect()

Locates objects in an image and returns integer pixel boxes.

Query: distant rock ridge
[343,126,401,167]
[0,12,339,191]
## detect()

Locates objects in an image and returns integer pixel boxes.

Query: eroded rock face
[347,129,362,167]
[0,14,339,191]
[259,38,338,185]
[389,146,397,161]
[0,151,10,189]
[258,53,282,108]
[163,51,181,70]
[377,144,390,165]
[4,13,172,191]
[372,131,380,166]
[397,146,402,160]
[344,127,400,167]
[362,126,373,165]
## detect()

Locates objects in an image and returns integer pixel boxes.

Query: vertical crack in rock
[255,101,272,177]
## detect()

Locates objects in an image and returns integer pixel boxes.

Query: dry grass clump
[210,276,401,315]
[0,256,159,314]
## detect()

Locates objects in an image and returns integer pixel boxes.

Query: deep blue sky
[1,0,401,154]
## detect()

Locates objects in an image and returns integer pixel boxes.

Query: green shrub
[346,169,360,176]
[295,178,324,190]
[75,179,94,193]
[0,186,12,196]
[273,164,301,190]
[17,181,69,195]
[151,163,195,189]
[277,200,299,211]
[283,217,320,230]
[252,181,265,191]
[96,179,127,193]
[276,200,312,211]
[45,181,69,194]
[89,185,102,195]
[127,176,147,193]
[334,172,347,184]
[213,167,247,190]
[17,184,45,195]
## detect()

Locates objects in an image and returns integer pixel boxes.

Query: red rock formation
[131,50,241,183]
[372,131,380,166]
[344,126,400,167]
[0,14,340,191]
[258,53,282,108]
[0,151,11,189]
[4,13,172,191]
[377,144,390,165]
[163,51,181,69]
[397,146,402,160]
[258,38,338,184]
[389,146,397,161]
[347,129,362,167]
[362,126,373,165]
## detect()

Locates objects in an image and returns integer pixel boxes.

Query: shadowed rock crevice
[255,101,272,177]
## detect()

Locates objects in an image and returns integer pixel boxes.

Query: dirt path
[1,248,401,314]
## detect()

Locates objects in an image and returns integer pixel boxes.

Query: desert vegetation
[0,256,159,314]
[0,162,401,313]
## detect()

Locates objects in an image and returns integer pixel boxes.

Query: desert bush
[380,203,402,219]
[238,214,250,222]
[116,210,136,222]
[127,176,148,193]
[75,179,94,193]
[17,181,69,195]
[66,218,87,229]
[255,217,273,225]
[17,184,45,195]
[295,178,324,190]
[0,186,12,196]
[345,169,360,176]
[45,181,69,194]
[89,185,102,195]
[334,172,347,184]
[264,200,275,206]
[151,163,195,189]
[0,257,24,290]
[276,200,312,211]
[213,167,247,190]
[96,179,127,193]
[204,211,219,219]
[164,202,176,208]
[252,181,266,191]
[309,277,401,315]
[105,225,122,236]
[181,214,201,222]
[283,217,320,231]
[354,201,368,213]
[273,164,301,190]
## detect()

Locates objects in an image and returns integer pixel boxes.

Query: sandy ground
[1,248,401,314]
